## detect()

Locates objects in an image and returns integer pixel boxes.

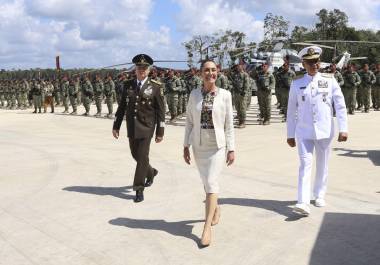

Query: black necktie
[137,81,142,91]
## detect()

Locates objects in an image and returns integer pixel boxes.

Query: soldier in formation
[93,74,104,117]
[276,62,295,122]
[61,76,70,113]
[31,79,42,113]
[165,69,181,121]
[231,64,250,128]
[68,77,79,115]
[104,74,116,118]
[81,75,94,116]
[358,63,376,113]
[256,63,276,125]
[342,64,361,115]
[44,79,55,113]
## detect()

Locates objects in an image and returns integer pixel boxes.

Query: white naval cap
[298,46,322,60]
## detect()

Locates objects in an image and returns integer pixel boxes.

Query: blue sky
[0,0,379,70]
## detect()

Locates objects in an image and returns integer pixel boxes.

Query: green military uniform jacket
[113,78,166,139]
[343,71,361,88]
[187,75,202,93]
[375,70,380,88]
[215,73,228,90]
[359,70,376,87]
[232,71,250,96]
[93,80,104,96]
[61,81,69,97]
[278,69,296,90]
[82,80,94,98]
[333,71,344,87]
[104,80,115,98]
[257,71,276,92]
[68,81,79,97]
[165,77,181,94]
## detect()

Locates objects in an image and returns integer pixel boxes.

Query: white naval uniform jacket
[287,72,348,140]
[184,87,235,151]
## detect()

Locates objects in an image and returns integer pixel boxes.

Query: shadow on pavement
[333,148,380,166]
[63,185,134,200]
[309,212,380,265]
[218,198,305,221]
[109,218,203,247]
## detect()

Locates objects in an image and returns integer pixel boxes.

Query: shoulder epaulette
[150,79,162,86]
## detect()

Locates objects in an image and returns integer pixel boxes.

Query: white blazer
[287,72,348,140]
[184,87,235,151]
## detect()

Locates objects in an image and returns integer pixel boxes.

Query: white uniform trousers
[296,136,333,204]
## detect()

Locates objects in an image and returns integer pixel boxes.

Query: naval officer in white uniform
[286,46,348,216]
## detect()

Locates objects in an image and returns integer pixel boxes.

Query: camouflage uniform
[179,77,187,114]
[231,69,250,127]
[81,79,94,115]
[31,81,42,113]
[93,78,104,116]
[10,81,17,109]
[61,79,70,113]
[359,70,376,112]
[20,80,29,109]
[15,81,22,109]
[54,80,61,106]
[4,81,10,108]
[165,76,181,120]
[115,77,125,105]
[215,72,228,91]
[40,81,47,112]
[68,79,79,114]
[44,82,55,113]
[273,68,282,109]
[104,78,116,118]
[277,68,296,119]
[256,70,276,125]
[175,75,184,115]
[343,70,361,114]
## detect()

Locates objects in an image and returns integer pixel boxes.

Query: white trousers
[296,136,333,204]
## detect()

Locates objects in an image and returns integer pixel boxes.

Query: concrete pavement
[0,100,379,265]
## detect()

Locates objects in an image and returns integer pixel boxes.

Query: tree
[182,35,216,67]
[315,9,348,40]
[263,13,290,44]
[182,30,250,68]
[290,26,309,42]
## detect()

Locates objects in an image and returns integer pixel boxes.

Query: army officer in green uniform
[112,54,166,203]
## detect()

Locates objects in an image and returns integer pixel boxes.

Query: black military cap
[132,54,153,66]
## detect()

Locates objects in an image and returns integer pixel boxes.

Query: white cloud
[0,0,175,69]
[174,0,264,43]
[1,0,379,70]
[228,0,380,30]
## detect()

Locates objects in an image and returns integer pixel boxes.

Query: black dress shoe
[145,168,158,187]
[134,190,144,203]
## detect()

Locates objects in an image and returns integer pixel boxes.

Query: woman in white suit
[183,60,235,247]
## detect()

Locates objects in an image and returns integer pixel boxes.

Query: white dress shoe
[293,203,311,216]
[315,198,326,207]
